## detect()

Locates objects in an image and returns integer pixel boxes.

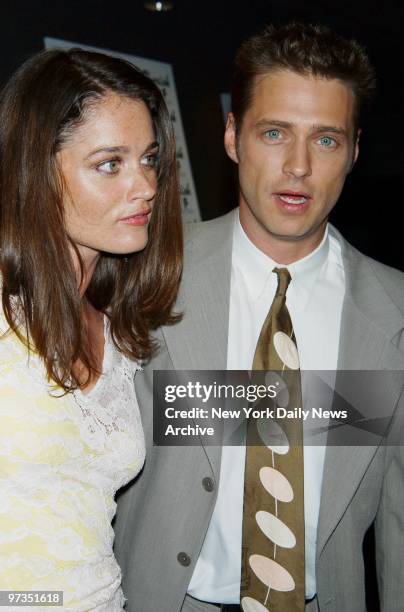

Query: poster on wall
[44,37,201,222]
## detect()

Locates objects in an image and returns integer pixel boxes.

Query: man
[114,23,404,611]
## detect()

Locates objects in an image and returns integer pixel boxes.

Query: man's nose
[282,140,312,179]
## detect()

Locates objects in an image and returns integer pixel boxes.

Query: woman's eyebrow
[86,145,130,159]
[86,141,159,159]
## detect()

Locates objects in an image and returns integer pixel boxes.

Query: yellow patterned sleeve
[0,328,105,599]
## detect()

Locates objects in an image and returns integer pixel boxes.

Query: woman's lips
[119,210,151,225]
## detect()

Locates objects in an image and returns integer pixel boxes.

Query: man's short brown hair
[232,22,376,133]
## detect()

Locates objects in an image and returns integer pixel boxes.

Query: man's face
[225,70,359,259]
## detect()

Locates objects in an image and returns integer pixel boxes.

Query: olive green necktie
[240,268,305,612]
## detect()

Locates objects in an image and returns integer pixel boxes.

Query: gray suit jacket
[114,209,404,612]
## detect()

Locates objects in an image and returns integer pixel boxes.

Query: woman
[0,48,182,610]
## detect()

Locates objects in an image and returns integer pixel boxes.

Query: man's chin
[261,217,329,243]
[262,225,320,242]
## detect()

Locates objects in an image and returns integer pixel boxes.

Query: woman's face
[57,92,158,270]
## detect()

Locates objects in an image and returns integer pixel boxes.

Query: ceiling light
[144,1,173,11]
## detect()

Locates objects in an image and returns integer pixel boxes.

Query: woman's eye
[318,136,337,148]
[264,129,281,140]
[141,153,159,168]
[97,159,120,174]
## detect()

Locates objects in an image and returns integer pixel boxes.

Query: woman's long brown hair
[0,49,183,391]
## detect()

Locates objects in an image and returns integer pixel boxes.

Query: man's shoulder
[334,226,404,318]
[183,208,237,251]
[361,253,404,313]
[363,253,404,283]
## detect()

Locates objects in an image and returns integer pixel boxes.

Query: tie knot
[273,267,291,297]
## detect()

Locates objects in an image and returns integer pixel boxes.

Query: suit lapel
[317,227,404,558]
[162,210,237,478]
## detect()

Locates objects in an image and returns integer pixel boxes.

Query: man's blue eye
[266,129,281,139]
[319,136,335,147]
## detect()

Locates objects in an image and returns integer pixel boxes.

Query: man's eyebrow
[254,119,347,136]
[254,119,293,129]
[311,124,347,136]
[86,141,159,159]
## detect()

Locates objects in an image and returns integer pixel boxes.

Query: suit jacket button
[177,552,191,567]
[202,477,215,492]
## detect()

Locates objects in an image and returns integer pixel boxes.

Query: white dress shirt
[188,213,345,603]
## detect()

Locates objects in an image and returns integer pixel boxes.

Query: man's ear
[224,112,239,163]
[349,127,361,173]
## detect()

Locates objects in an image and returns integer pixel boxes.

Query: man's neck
[239,215,328,265]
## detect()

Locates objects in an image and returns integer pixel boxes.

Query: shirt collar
[232,211,330,309]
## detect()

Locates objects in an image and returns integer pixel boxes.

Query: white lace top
[0,313,145,611]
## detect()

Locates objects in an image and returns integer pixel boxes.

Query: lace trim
[71,318,141,440]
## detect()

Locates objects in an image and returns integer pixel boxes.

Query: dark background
[1,1,401,609]
[1,0,403,271]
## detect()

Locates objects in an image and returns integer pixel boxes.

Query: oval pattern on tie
[256,418,289,454]
[265,372,290,408]
[249,554,295,591]
[240,596,269,612]
[255,510,296,548]
[259,466,294,502]
[273,331,299,369]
